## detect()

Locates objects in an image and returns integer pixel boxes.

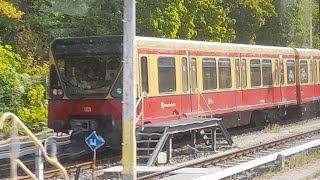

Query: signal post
[122,0,137,180]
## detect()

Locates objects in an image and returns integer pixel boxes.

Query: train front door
[180,55,198,117]
[234,58,243,107]
[274,58,284,103]
[190,57,199,113]
[312,59,317,100]
[280,59,285,102]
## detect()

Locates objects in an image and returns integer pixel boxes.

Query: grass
[263,123,281,133]
[257,150,320,179]
[310,170,320,179]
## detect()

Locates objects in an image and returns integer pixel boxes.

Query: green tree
[18,85,48,132]
[137,0,235,42]
[0,43,24,112]
[222,0,276,44]
[287,0,317,48]
[256,0,299,46]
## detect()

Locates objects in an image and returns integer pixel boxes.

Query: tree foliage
[0,0,23,19]
[222,0,276,44]
[137,0,235,42]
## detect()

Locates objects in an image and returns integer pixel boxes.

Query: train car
[47,35,320,149]
[294,48,320,114]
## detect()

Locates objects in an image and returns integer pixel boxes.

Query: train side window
[280,60,284,85]
[300,60,308,84]
[262,59,272,86]
[202,58,217,90]
[235,59,240,88]
[318,61,320,82]
[250,59,261,87]
[219,58,231,89]
[315,61,318,83]
[141,56,149,93]
[181,57,189,92]
[242,59,247,88]
[287,60,295,84]
[275,59,279,86]
[310,60,313,83]
[191,58,197,91]
[158,57,176,93]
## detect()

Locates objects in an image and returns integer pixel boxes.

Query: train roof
[136,36,296,55]
[52,35,320,56]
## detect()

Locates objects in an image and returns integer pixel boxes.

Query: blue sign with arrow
[85,131,105,151]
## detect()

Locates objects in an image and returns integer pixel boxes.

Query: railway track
[17,155,121,180]
[0,135,72,178]
[137,128,320,180]
[1,117,319,179]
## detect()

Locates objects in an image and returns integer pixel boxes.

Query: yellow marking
[122,120,137,176]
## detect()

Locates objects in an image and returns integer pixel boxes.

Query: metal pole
[10,120,18,179]
[123,0,136,179]
[191,130,196,148]
[166,135,172,163]
[92,150,96,180]
[310,16,313,48]
[35,148,44,180]
[211,127,217,152]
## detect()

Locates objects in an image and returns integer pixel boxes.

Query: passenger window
[287,60,295,84]
[262,59,272,86]
[158,57,176,93]
[310,60,313,83]
[280,60,284,85]
[275,59,279,86]
[250,59,261,87]
[141,56,149,93]
[202,58,217,90]
[235,59,240,88]
[318,61,320,82]
[316,61,319,83]
[219,58,231,89]
[181,57,189,92]
[300,60,308,84]
[191,58,197,91]
[242,59,247,89]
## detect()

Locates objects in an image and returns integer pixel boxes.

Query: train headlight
[116,88,122,95]
[57,89,63,95]
[52,89,58,95]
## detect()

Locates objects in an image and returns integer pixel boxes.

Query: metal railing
[135,92,148,127]
[195,88,213,118]
[0,112,69,180]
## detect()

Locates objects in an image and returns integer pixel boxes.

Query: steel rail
[0,136,70,159]
[137,128,320,180]
[17,155,121,180]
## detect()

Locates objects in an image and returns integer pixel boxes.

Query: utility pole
[310,16,313,48]
[122,0,136,180]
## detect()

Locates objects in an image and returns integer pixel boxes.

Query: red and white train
[48,36,320,148]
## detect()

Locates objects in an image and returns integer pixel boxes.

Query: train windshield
[51,36,122,98]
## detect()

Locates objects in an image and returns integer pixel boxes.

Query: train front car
[48,36,123,149]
